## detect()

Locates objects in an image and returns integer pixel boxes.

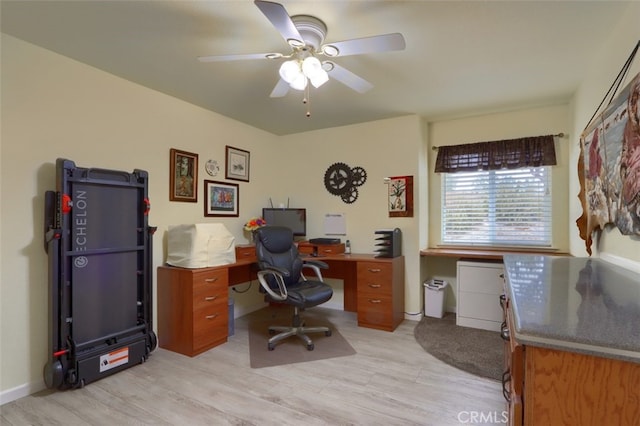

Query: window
[442,167,552,247]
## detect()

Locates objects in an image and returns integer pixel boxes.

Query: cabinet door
[457,261,504,331]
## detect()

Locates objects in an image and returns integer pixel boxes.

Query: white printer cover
[167,223,236,268]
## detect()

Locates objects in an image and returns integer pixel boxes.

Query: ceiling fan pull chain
[304,84,311,117]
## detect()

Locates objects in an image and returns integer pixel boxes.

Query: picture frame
[225,145,250,182]
[388,175,414,217]
[204,180,239,217]
[169,148,198,202]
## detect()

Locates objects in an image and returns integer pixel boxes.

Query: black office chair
[254,226,333,351]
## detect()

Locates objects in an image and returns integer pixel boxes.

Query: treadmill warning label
[99,347,129,373]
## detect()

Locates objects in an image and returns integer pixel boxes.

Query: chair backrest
[255,226,303,286]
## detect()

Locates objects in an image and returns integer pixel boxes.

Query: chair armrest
[301,260,329,282]
[257,269,288,301]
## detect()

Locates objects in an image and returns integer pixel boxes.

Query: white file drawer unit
[456,260,504,331]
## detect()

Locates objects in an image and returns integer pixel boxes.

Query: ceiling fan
[198,0,406,99]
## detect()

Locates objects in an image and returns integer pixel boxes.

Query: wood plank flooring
[1,308,505,425]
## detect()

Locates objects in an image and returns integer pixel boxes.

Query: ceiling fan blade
[326,62,373,94]
[254,0,303,46]
[197,53,277,62]
[323,33,406,57]
[270,78,290,98]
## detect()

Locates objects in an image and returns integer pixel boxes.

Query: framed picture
[170,148,198,202]
[225,145,250,182]
[388,175,413,217]
[204,180,239,217]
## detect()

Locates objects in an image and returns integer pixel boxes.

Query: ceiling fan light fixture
[279,60,302,83]
[302,56,328,88]
[308,70,329,88]
[289,73,308,91]
[301,56,321,75]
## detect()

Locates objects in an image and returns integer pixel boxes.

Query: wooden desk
[157,246,405,356]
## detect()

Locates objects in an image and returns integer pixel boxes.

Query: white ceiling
[1,1,631,136]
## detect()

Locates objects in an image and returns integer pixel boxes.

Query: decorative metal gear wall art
[324,162,367,204]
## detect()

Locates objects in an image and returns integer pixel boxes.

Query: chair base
[267,307,331,351]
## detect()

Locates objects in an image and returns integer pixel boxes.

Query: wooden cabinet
[502,289,640,426]
[356,257,404,331]
[456,260,504,331]
[157,266,228,357]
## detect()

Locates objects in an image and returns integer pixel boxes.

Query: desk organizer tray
[43,158,157,389]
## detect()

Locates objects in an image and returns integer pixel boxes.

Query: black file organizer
[374,228,402,258]
[43,158,157,389]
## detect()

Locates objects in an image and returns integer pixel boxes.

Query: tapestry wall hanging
[578,71,640,250]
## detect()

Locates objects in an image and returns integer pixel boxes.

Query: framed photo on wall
[225,145,250,182]
[388,175,413,217]
[169,148,198,202]
[205,180,239,217]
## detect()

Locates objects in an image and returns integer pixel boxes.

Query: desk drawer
[357,262,393,295]
[192,269,227,289]
[193,306,227,352]
[357,295,394,329]
[192,289,226,311]
[235,245,256,262]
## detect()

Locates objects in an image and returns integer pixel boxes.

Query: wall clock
[205,159,220,177]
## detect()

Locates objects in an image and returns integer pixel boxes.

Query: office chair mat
[245,306,356,368]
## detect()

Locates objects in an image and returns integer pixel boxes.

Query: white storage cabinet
[456,260,504,331]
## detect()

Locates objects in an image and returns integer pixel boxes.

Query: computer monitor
[262,208,307,237]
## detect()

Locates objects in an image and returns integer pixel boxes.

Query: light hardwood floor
[1,308,505,425]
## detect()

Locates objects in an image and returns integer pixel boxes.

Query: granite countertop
[503,255,640,363]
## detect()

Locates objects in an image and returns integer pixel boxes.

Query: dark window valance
[434,135,557,173]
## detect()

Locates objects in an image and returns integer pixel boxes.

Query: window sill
[420,246,571,260]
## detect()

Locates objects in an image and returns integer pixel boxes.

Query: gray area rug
[414,313,503,381]
[247,306,356,368]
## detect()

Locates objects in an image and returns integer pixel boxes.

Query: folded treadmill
[43,158,157,389]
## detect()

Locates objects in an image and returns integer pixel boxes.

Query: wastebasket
[228,297,235,336]
[424,279,448,318]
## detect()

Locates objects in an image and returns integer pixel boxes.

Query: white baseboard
[0,380,45,406]
[599,253,640,274]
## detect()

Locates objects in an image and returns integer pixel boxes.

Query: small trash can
[424,279,448,318]
[228,297,235,336]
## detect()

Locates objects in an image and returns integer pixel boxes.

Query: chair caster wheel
[268,343,275,351]
[307,343,314,351]
[325,330,332,337]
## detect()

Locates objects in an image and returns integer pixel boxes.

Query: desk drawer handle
[204,296,218,301]
[368,299,382,304]
[367,268,382,273]
[204,277,218,283]
[500,321,510,341]
[205,314,219,320]
[368,284,382,288]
